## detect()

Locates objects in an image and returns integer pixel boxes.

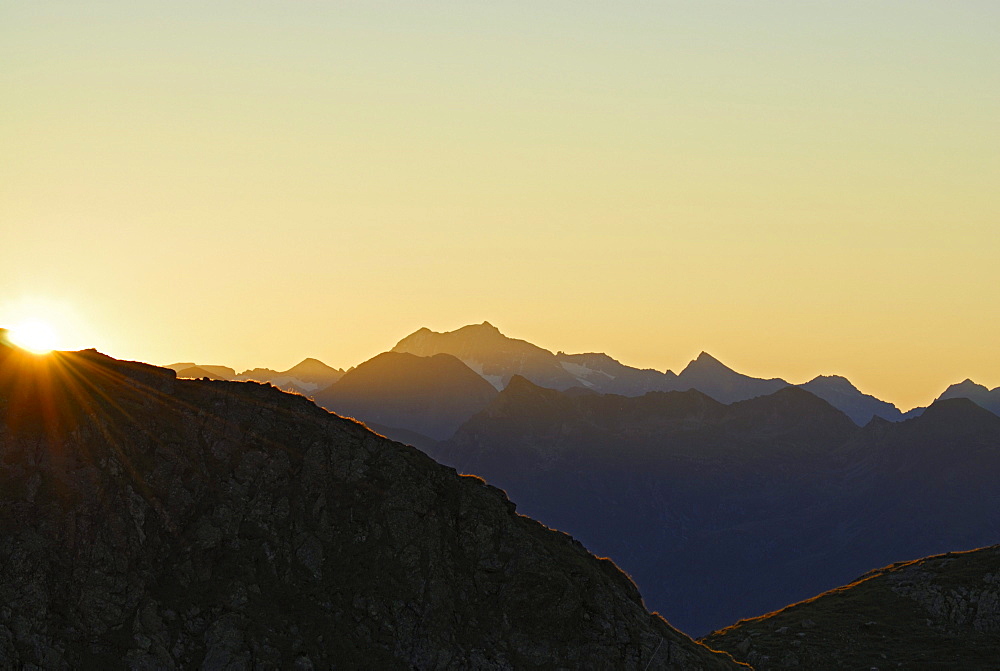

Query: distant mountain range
[167,358,345,394]
[168,322,1000,426]
[388,322,995,425]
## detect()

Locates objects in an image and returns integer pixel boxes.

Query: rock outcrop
[702,545,1000,669]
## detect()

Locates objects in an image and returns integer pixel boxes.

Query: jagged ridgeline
[0,343,742,670]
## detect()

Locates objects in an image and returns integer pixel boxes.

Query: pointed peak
[501,374,546,394]
[681,351,735,375]
[298,357,325,366]
[863,414,892,430]
[287,357,341,376]
[941,379,990,396]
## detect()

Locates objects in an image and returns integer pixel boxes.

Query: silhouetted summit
[798,374,903,425]
[282,357,344,381]
[675,352,789,404]
[392,322,580,391]
[937,378,1000,416]
[235,357,344,393]
[0,345,742,669]
[315,351,497,442]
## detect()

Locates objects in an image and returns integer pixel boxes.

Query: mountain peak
[502,374,546,395]
[456,321,504,337]
[917,396,1000,428]
[804,374,860,394]
[286,357,341,375]
[682,352,735,375]
[943,378,989,394]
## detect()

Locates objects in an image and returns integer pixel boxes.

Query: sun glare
[7,319,60,354]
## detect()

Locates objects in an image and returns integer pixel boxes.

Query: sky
[2,1,998,410]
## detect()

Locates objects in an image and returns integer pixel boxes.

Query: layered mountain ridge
[168,323,1000,426]
[426,375,1000,635]
[390,323,915,424]
[169,358,345,395]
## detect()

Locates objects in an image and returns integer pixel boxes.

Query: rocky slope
[702,545,1000,669]
[0,341,740,669]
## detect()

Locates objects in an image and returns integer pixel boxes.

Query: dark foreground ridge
[0,342,742,669]
[702,545,1000,669]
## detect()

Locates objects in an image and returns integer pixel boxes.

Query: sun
[7,319,60,354]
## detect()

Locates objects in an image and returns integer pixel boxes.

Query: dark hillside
[0,342,740,669]
[703,545,1000,669]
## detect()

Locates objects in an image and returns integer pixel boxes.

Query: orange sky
[2,2,998,411]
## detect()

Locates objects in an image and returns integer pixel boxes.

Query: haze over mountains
[169,322,1000,427]
[315,352,498,442]
[167,358,345,395]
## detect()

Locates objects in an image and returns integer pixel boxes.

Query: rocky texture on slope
[0,343,741,669]
[314,351,498,442]
[702,545,1000,669]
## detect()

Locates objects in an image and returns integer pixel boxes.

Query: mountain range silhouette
[3,324,998,667]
